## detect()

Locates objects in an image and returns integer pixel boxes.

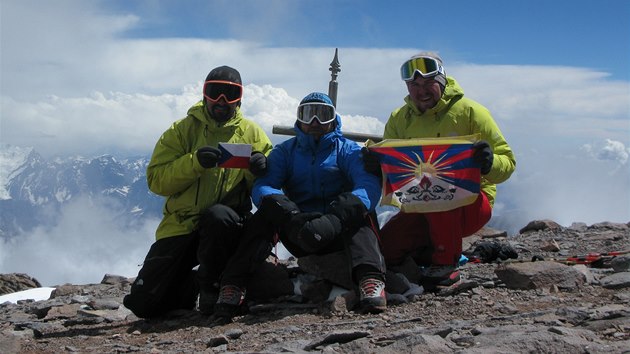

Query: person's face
[299,119,334,140]
[406,76,442,113]
[206,96,239,123]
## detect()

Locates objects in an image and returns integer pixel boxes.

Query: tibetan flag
[365,134,480,213]
[217,143,252,169]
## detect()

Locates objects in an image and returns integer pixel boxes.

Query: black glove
[259,194,300,227]
[361,147,381,176]
[280,212,322,256]
[249,152,267,176]
[472,140,494,175]
[297,214,342,253]
[328,192,368,230]
[196,146,222,168]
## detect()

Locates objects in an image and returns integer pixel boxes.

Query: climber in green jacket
[124,66,273,318]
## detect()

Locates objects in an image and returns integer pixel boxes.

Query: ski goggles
[400,56,445,81]
[296,102,336,125]
[203,80,243,104]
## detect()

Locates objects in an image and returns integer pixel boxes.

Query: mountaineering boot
[419,264,461,287]
[197,288,219,315]
[358,277,387,314]
[211,285,245,324]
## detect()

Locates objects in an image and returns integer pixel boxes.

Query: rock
[495,261,585,290]
[474,226,509,239]
[301,279,332,303]
[572,264,595,284]
[298,251,353,289]
[589,222,629,230]
[540,239,561,252]
[50,284,83,298]
[519,219,563,234]
[304,330,370,350]
[599,272,630,289]
[100,274,130,285]
[0,273,41,295]
[247,257,294,300]
[610,256,630,272]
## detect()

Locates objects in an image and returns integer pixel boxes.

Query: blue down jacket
[252,114,381,213]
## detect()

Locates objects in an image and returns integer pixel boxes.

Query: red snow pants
[379,192,492,266]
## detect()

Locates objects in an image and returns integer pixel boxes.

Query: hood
[293,113,343,150]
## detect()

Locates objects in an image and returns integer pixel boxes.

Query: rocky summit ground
[1,220,629,353]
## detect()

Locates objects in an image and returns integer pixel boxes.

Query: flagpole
[271,48,383,142]
[328,48,340,107]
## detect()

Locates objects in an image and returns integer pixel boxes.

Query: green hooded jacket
[147,101,273,240]
[384,77,516,206]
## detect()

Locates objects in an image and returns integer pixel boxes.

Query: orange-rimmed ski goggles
[400,56,445,82]
[203,80,243,104]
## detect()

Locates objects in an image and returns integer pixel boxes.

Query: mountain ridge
[0,144,162,238]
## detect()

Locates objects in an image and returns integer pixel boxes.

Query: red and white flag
[218,143,252,169]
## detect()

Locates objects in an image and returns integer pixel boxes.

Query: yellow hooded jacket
[147,101,273,240]
[384,77,516,206]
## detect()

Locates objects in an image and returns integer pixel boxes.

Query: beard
[210,104,234,122]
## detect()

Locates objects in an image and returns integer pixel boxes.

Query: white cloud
[582,139,629,165]
[495,148,630,232]
[0,197,158,286]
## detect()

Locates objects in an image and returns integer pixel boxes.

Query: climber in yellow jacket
[363,52,516,289]
[124,66,272,318]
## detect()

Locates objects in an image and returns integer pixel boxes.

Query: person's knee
[200,204,242,230]
[259,194,300,227]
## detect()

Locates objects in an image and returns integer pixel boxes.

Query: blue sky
[1,0,629,285]
[108,0,630,80]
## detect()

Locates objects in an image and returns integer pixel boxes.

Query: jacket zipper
[194,178,201,206]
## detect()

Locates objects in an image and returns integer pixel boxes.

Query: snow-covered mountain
[0,144,163,239]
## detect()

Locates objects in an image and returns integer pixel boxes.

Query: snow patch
[0,287,55,304]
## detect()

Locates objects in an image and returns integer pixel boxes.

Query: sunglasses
[296,102,336,125]
[400,57,445,82]
[203,80,243,104]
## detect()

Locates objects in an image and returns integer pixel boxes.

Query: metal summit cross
[271,48,383,143]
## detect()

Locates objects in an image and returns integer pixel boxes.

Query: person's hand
[260,194,300,227]
[328,192,367,230]
[281,211,322,246]
[249,152,267,176]
[472,140,493,175]
[196,146,222,168]
[298,214,342,253]
[361,147,381,176]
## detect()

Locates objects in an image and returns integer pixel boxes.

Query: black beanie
[205,65,242,84]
